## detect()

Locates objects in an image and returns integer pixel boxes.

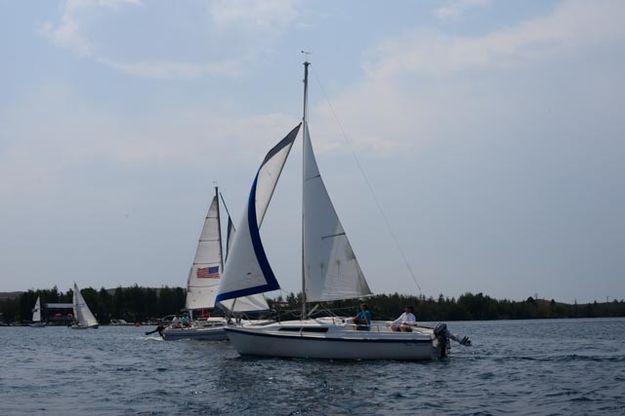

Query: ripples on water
[1,318,624,415]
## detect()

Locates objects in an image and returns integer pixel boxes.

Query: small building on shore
[44,303,74,325]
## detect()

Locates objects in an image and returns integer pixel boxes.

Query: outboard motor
[434,323,449,359]
[434,323,472,358]
[433,322,447,337]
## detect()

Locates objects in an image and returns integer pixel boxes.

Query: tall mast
[301,60,310,319]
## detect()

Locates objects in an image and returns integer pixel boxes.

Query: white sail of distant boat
[161,187,268,341]
[72,283,98,329]
[32,296,42,322]
[217,61,470,360]
[184,188,269,314]
[185,193,223,311]
[29,296,46,327]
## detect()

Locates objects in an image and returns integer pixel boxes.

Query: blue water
[1,318,624,415]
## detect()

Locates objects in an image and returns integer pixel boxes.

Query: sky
[1,0,623,303]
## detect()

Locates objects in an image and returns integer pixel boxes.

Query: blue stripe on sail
[246,172,281,292]
[215,172,280,303]
[215,286,265,302]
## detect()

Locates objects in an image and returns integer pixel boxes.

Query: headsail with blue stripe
[216,124,301,305]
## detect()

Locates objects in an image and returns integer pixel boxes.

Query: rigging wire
[310,67,422,294]
[218,191,235,231]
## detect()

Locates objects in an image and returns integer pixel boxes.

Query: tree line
[270,292,625,321]
[1,286,624,324]
[0,285,185,324]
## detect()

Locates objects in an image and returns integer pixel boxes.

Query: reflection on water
[1,318,624,415]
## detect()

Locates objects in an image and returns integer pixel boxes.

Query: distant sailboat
[29,296,46,327]
[217,61,470,360]
[161,187,269,341]
[71,283,99,329]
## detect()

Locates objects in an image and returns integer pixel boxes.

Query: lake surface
[1,318,624,415]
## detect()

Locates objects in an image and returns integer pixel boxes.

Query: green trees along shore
[0,286,624,324]
[0,286,185,324]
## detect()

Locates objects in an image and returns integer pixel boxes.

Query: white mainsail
[216,124,301,305]
[32,296,41,322]
[302,124,371,302]
[73,283,98,327]
[185,195,223,310]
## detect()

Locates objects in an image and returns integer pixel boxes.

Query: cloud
[96,57,244,79]
[39,0,300,79]
[39,0,144,55]
[310,0,625,154]
[209,0,299,33]
[39,0,94,56]
[0,84,298,203]
[370,1,625,78]
[433,0,491,21]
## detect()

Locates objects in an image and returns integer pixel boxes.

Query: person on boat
[390,306,417,332]
[171,315,181,328]
[352,303,372,330]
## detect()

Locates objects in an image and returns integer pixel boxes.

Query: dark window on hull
[279,327,328,333]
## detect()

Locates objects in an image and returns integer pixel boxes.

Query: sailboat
[161,187,269,341]
[29,296,46,327]
[216,62,470,360]
[71,283,99,329]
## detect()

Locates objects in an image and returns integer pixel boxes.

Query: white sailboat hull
[161,318,274,341]
[225,319,446,361]
[162,317,228,341]
[70,324,99,329]
[162,325,227,341]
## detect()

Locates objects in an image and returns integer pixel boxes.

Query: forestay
[302,124,372,302]
[216,124,301,304]
[186,196,222,310]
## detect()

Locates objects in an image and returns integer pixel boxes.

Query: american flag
[197,266,220,279]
